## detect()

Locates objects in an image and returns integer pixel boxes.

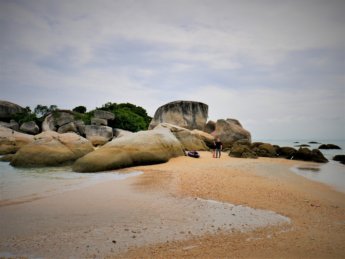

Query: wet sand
[1,152,345,258]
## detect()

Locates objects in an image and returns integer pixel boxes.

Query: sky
[1,0,344,140]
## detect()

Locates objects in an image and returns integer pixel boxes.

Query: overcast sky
[1,0,344,140]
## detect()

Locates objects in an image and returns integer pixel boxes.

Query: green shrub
[96,102,152,132]
[72,106,87,114]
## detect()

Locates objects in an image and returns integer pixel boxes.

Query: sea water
[0,161,142,203]
[257,139,345,193]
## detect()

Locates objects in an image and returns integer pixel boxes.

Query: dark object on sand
[318,144,341,150]
[333,155,345,165]
[187,151,200,158]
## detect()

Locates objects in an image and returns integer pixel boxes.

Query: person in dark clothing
[214,137,223,158]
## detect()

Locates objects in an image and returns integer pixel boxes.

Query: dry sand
[119,152,345,258]
[1,151,345,258]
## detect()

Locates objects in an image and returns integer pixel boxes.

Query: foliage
[34,104,58,118]
[97,102,151,131]
[13,111,37,124]
[112,108,147,132]
[73,111,92,125]
[10,101,151,132]
[72,106,87,114]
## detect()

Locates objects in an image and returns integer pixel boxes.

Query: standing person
[214,137,223,158]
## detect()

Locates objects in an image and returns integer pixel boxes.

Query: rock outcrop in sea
[229,141,328,163]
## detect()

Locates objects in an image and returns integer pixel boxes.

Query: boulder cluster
[229,141,329,163]
[1,99,342,171]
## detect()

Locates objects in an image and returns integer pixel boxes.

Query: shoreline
[1,152,345,258]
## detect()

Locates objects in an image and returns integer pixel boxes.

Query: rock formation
[93,110,115,121]
[73,127,184,172]
[42,111,77,132]
[0,120,19,131]
[333,155,345,164]
[148,101,208,131]
[154,123,211,151]
[209,119,251,148]
[10,131,94,167]
[85,125,113,146]
[0,126,34,155]
[277,147,297,159]
[318,144,341,150]
[229,143,257,159]
[252,143,277,157]
[20,121,40,135]
[42,110,87,136]
[113,128,133,138]
[292,148,328,163]
[0,100,25,121]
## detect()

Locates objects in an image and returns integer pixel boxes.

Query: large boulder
[253,143,277,157]
[0,126,34,155]
[0,100,25,121]
[113,128,133,138]
[91,117,107,126]
[229,144,257,159]
[57,122,78,134]
[292,148,328,163]
[0,120,19,131]
[20,121,39,135]
[204,120,216,134]
[75,120,86,136]
[85,125,113,146]
[191,129,215,148]
[277,147,297,159]
[10,131,94,167]
[333,155,345,165]
[148,101,208,130]
[155,123,209,151]
[42,111,80,134]
[73,127,184,172]
[93,110,115,120]
[212,119,251,148]
[318,144,341,150]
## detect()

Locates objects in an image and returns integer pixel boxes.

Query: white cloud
[183,84,345,139]
[0,0,344,139]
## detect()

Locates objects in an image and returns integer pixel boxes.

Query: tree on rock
[72,106,87,114]
[97,102,152,132]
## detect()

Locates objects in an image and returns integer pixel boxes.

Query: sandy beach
[1,152,345,258]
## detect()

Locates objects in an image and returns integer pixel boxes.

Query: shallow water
[257,139,345,193]
[0,161,142,202]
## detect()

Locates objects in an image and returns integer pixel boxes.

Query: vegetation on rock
[97,102,152,132]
